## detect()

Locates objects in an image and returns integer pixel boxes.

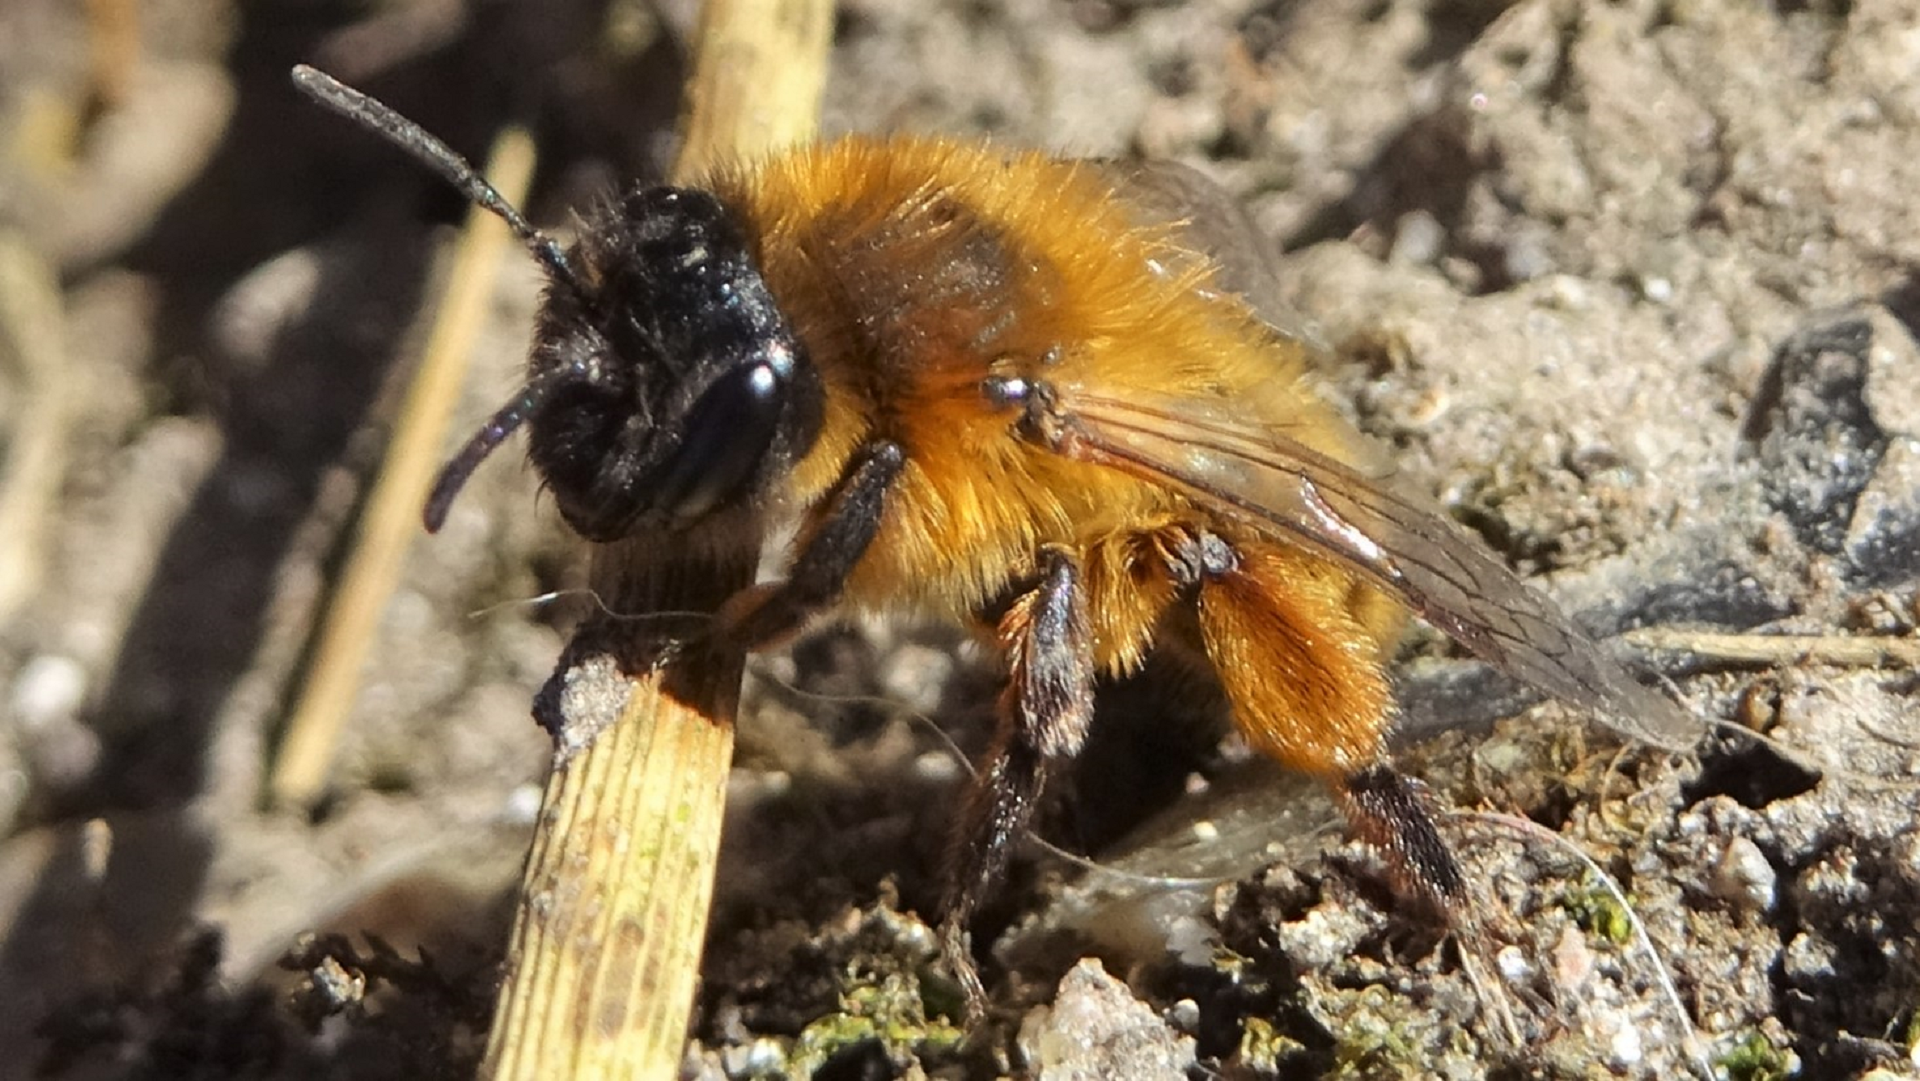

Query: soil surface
[3,0,1919,1078]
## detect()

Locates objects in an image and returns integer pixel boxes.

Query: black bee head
[511,187,822,542]
[288,64,822,542]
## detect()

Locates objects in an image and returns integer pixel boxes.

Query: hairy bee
[293,66,1701,1017]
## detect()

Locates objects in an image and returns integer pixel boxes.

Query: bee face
[523,186,823,542]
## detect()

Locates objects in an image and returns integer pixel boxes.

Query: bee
[293,65,1702,1018]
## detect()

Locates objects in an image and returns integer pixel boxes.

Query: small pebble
[1496,944,1532,983]
[1390,210,1445,266]
[720,1037,785,1078]
[13,654,87,728]
[1020,960,1194,1080]
[501,783,543,826]
[1710,836,1778,912]
[1550,925,1593,990]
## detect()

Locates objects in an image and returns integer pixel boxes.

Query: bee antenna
[423,367,567,532]
[290,64,580,293]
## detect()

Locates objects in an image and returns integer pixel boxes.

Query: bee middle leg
[940,545,1096,1022]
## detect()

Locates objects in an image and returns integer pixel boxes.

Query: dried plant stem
[1622,627,1920,668]
[269,127,537,809]
[481,630,741,1079]
[479,1,833,1077]
[84,0,141,113]
[672,0,834,183]
[0,234,70,624]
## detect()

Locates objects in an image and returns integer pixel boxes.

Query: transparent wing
[1089,160,1301,337]
[1050,386,1703,751]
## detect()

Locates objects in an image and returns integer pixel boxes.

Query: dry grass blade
[1623,627,1920,668]
[0,233,72,624]
[478,1,834,1078]
[84,0,141,114]
[672,0,834,183]
[268,126,537,809]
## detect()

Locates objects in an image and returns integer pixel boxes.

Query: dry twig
[0,233,73,623]
[479,2,833,1078]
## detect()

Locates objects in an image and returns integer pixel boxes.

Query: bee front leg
[940,546,1096,1023]
[712,440,905,649]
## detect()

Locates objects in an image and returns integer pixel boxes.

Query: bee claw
[939,919,991,1028]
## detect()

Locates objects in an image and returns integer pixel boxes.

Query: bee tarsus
[1338,764,1468,913]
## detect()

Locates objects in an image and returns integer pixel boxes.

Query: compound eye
[646,360,785,522]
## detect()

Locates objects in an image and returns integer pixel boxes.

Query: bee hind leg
[1337,764,1467,916]
[939,545,1096,1024]
[1190,541,1468,920]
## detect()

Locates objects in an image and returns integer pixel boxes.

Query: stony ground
[2,0,1919,1078]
